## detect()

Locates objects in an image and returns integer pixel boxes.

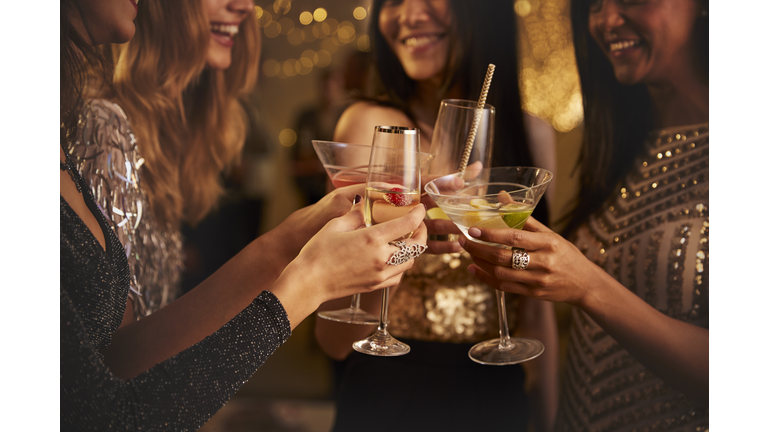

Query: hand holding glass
[425,166,553,365]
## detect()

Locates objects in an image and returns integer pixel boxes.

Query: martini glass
[425,166,553,365]
[311,140,434,325]
[353,126,421,356]
[311,141,381,325]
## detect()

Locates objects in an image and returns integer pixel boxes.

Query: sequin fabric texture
[554,124,709,432]
[61,177,291,431]
[68,99,183,319]
[388,251,518,343]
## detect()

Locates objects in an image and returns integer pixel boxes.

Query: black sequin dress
[60,167,292,431]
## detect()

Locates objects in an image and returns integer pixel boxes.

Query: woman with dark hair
[60,1,427,429]
[461,0,709,430]
[315,1,558,431]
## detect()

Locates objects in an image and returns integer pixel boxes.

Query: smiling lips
[608,39,642,56]
[211,23,240,39]
[402,34,444,49]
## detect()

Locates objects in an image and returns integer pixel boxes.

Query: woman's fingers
[332,183,367,201]
[425,218,461,235]
[369,204,426,243]
[465,225,553,251]
[523,216,553,233]
[469,255,543,285]
[467,264,539,298]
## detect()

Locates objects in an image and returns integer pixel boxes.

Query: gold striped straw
[458,63,495,176]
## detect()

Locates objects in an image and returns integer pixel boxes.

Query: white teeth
[403,35,440,48]
[210,24,239,37]
[609,40,639,52]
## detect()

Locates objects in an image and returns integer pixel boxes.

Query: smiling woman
[69,0,260,321]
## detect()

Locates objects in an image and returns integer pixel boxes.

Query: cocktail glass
[311,140,381,325]
[424,166,553,365]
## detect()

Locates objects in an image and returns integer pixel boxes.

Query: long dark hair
[562,0,709,237]
[60,0,113,148]
[368,0,534,170]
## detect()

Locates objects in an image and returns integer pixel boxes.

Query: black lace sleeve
[60,289,291,431]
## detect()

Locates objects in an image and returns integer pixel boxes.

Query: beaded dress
[554,124,709,432]
[68,99,183,319]
[61,162,291,431]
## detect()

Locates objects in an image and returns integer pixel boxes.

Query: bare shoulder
[334,101,414,145]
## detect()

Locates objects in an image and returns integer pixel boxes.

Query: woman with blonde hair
[65,0,427,381]
[61,0,428,429]
[69,0,262,319]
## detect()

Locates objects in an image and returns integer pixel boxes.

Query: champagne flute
[353,126,421,356]
[425,166,553,365]
[425,99,495,239]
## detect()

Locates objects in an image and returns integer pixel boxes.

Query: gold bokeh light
[279,18,294,35]
[357,35,371,52]
[299,11,313,25]
[313,8,328,22]
[353,7,367,20]
[279,129,297,147]
[518,0,582,132]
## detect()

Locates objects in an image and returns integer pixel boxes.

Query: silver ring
[387,241,428,266]
[511,248,530,270]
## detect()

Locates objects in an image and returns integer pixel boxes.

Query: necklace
[60,148,82,193]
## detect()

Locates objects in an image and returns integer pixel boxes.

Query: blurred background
[185,0,585,430]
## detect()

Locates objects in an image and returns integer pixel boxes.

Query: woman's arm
[523,113,557,211]
[100,185,372,379]
[460,218,708,404]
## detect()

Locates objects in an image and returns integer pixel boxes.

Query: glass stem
[350,293,361,310]
[496,290,513,349]
[377,287,391,335]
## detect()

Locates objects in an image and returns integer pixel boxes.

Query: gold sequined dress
[331,212,548,432]
[68,99,184,319]
[555,124,709,431]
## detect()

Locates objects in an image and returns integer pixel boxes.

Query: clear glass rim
[424,166,553,199]
[311,140,435,158]
[440,98,496,112]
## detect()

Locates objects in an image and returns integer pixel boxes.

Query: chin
[111,25,136,45]
[206,56,233,70]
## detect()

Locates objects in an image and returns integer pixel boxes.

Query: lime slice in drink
[475,216,511,230]
[501,209,533,229]
[427,207,450,220]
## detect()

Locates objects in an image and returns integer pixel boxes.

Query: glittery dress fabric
[61,172,292,431]
[554,124,709,432]
[68,99,183,319]
[331,206,548,432]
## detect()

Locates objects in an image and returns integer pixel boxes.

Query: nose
[229,0,254,15]
[593,0,625,38]
[398,0,431,27]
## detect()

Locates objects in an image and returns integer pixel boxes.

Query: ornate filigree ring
[387,241,428,266]
[511,248,530,270]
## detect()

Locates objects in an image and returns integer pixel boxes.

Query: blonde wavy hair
[99,0,260,229]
